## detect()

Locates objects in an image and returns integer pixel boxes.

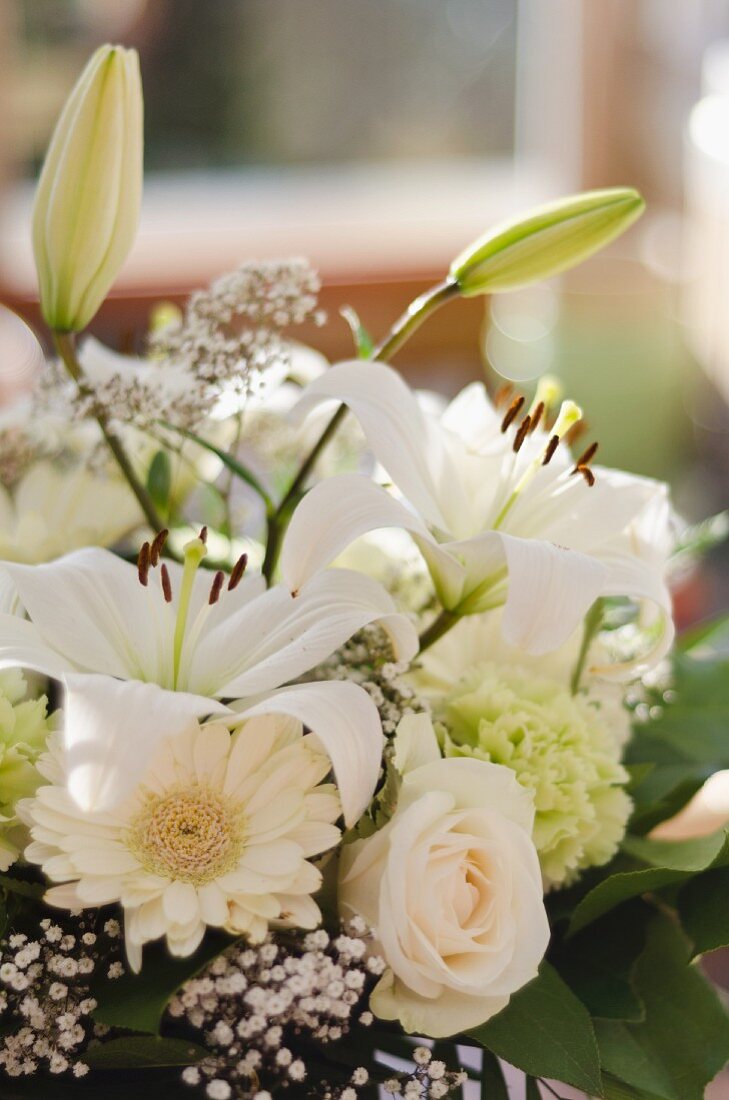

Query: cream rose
[339,716,550,1037]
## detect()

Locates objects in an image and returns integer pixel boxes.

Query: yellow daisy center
[128,784,245,885]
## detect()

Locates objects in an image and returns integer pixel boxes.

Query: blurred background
[0,0,729,618]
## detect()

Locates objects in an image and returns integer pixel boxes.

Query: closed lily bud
[32,45,143,333]
[450,187,645,296]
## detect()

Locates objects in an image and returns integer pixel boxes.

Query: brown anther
[512,415,532,453]
[209,570,225,605]
[160,563,173,603]
[198,526,208,545]
[500,395,525,433]
[542,434,560,465]
[493,383,514,408]
[149,528,169,567]
[228,553,248,591]
[137,542,151,586]
[574,441,599,470]
[578,464,596,487]
[528,401,544,434]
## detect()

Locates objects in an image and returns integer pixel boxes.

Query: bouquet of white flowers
[0,44,728,1100]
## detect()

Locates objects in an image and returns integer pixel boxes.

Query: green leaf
[162,423,274,512]
[340,305,374,358]
[83,1036,206,1070]
[146,450,172,514]
[0,874,44,900]
[92,931,233,1034]
[596,912,729,1100]
[596,1021,676,1099]
[551,901,647,1020]
[478,1051,509,1098]
[525,1078,542,1099]
[450,187,644,296]
[627,651,729,832]
[568,830,729,935]
[678,866,729,958]
[469,962,601,1095]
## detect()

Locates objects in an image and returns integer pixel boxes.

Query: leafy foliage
[92,932,234,1034]
[470,962,602,1095]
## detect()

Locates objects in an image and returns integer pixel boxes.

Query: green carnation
[436,662,631,890]
[0,669,55,870]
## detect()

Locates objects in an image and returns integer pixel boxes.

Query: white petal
[62,674,230,813]
[393,714,442,775]
[280,472,462,600]
[2,549,168,682]
[163,881,199,925]
[237,681,383,827]
[295,360,467,531]
[454,531,608,655]
[0,613,75,679]
[192,569,418,699]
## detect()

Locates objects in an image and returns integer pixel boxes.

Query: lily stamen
[500,395,525,433]
[228,553,248,591]
[137,541,151,586]
[149,528,169,566]
[574,441,599,470]
[528,401,544,434]
[513,415,532,453]
[209,570,225,605]
[542,435,560,466]
[160,563,173,603]
[493,383,514,408]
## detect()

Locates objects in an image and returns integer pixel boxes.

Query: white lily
[0,538,416,821]
[282,361,674,673]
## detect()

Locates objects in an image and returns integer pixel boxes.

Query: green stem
[570,597,605,695]
[418,607,460,653]
[53,332,164,532]
[262,277,459,584]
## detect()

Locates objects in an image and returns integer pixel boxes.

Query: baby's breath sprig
[172,920,384,1100]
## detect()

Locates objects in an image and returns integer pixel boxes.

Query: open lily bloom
[0,540,415,820]
[282,361,675,674]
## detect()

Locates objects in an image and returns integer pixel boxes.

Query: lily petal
[191,569,418,698]
[237,681,383,827]
[0,613,76,679]
[454,531,608,654]
[295,360,468,533]
[63,673,230,813]
[280,472,463,600]
[3,548,167,682]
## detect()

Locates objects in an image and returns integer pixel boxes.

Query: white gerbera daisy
[20,717,342,971]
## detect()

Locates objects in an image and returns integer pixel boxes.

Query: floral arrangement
[0,43,728,1100]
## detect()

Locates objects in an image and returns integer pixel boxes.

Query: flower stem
[262,277,459,584]
[418,607,460,653]
[53,331,164,533]
[570,597,605,694]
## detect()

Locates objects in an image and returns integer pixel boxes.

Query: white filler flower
[339,715,549,1037]
[283,363,674,674]
[21,715,342,971]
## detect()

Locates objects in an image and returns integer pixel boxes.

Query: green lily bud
[32,45,143,333]
[450,188,645,296]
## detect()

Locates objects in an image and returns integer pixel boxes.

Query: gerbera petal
[62,674,230,813]
[237,680,382,827]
